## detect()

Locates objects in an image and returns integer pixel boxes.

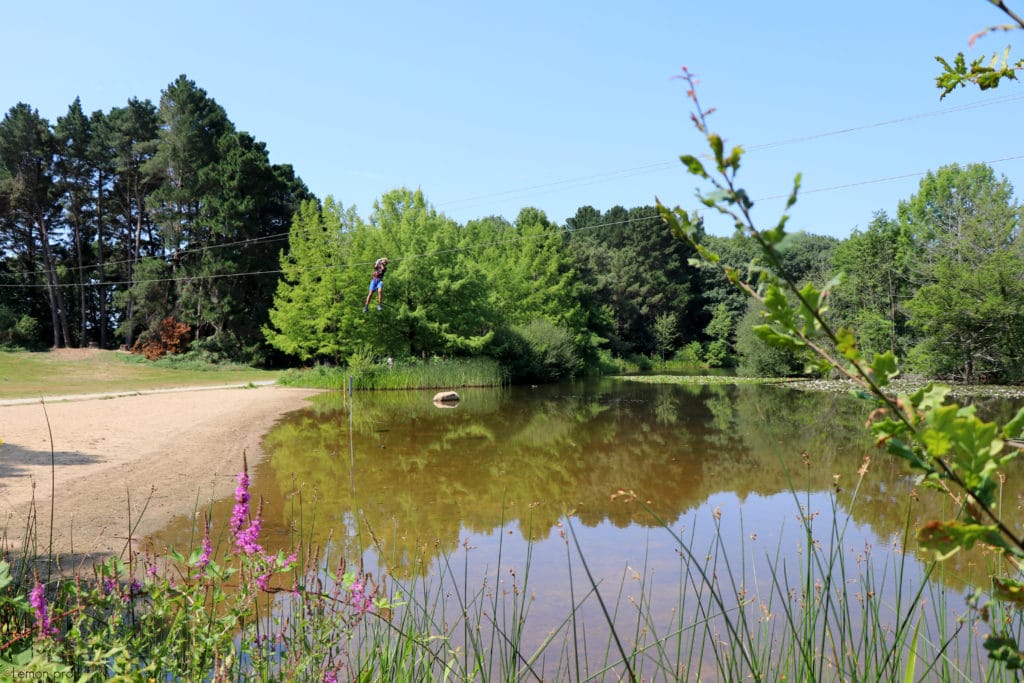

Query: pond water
[150,378,1024,678]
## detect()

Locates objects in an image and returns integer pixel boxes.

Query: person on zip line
[363,257,389,312]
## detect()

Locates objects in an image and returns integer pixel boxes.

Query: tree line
[2,76,1022,383]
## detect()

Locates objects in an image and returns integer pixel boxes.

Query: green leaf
[985,634,1024,670]
[917,520,1005,560]
[834,327,861,363]
[868,351,898,388]
[708,133,724,167]
[1001,406,1024,441]
[994,578,1024,607]
[904,618,920,683]
[679,154,709,178]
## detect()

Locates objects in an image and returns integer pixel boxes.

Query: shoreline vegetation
[621,374,1024,400]
[4,347,1023,401]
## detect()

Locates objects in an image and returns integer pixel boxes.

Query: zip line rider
[363,257,389,312]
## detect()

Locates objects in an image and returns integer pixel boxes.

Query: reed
[2,452,1021,680]
[278,357,505,391]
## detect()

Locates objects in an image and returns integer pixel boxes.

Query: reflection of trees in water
[152,379,1024,587]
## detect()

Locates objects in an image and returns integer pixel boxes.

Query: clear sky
[2,1,1022,238]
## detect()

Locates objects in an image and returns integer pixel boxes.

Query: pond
[150,378,1024,679]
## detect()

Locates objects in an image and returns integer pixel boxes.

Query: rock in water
[432,391,460,406]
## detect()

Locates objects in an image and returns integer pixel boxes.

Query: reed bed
[278,357,505,391]
[3,472,1019,680]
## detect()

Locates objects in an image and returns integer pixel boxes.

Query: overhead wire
[4,93,1024,289]
[0,214,649,289]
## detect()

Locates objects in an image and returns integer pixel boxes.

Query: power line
[5,94,1024,289]
[435,92,1024,210]
[36,91,1024,279]
[0,214,648,289]
[756,153,1024,202]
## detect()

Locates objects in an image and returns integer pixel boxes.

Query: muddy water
[150,378,1024,677]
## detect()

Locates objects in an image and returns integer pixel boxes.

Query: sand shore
[0,385,320,563]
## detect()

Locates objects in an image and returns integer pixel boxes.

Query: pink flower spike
[29,582,58,638]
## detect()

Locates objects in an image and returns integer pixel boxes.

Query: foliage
[0,463,383,680]
[734,300,802,377]
[0,306,41,350]
[898,164,1024,382]
[567,204,704,358]
[829,211,913,359]
[936,2,1024,96]
[277,356,504,390]
[131,315,191,360]
[487,318,582,383]
[659,67,1024,673]
[0,75,309,359]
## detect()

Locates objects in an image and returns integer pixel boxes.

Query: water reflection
[156,380,1023,578]
[150,379,1024,673]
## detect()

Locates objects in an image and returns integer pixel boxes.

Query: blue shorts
[368,277,383,292]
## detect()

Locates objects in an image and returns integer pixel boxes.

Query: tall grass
[278,357,505,391]
[3,431,1022,679]
[2,477,1020,679]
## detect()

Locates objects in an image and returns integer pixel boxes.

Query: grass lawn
[0,349,282,400]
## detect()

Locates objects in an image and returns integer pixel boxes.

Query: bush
[131,316,192,360]
[734,303,801,377]
[488,319,583,383]
[703,339,731,368]
[0,305,42,350]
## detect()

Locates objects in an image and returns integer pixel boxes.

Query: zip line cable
[4,145,1024,290]
[0,213,649,289]
[54,89,1024,278]
[4,95,1024,289]
[434,92,1024,210]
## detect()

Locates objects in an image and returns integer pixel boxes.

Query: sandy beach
[0,385,320,563]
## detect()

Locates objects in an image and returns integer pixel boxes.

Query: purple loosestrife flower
[349,580,374,614]
[29,582,58,638]
[231,471,265,555]
[230,470,251,539]
[323,672,338,683]
[196,525,213,570]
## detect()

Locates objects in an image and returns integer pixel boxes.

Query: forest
[2,75,1023,384]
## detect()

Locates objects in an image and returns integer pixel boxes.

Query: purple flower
[323,672,338,683]
[196,525,213,570]
[29,582,58,638]
[230,471,264,555]
[229,471,251,538]
[236,515,263,556]
[349,580,374,614]
[256,572,271,592]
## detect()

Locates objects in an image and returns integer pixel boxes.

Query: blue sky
[3,1,1022,238]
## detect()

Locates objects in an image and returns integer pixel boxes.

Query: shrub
[488,319,583,383]
[734,302,801,377]
[132,316,192,360]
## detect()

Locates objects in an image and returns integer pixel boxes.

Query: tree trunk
[74,214,87,346]
[97,170,107,348]
[36,213,71,347]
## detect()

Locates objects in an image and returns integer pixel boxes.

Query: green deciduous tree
[830,211,914,359]
[265,197,365,362]
[372,188,493,357]
[898,164,1023,382]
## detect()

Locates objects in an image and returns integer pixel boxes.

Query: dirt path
[0,385,320,564]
